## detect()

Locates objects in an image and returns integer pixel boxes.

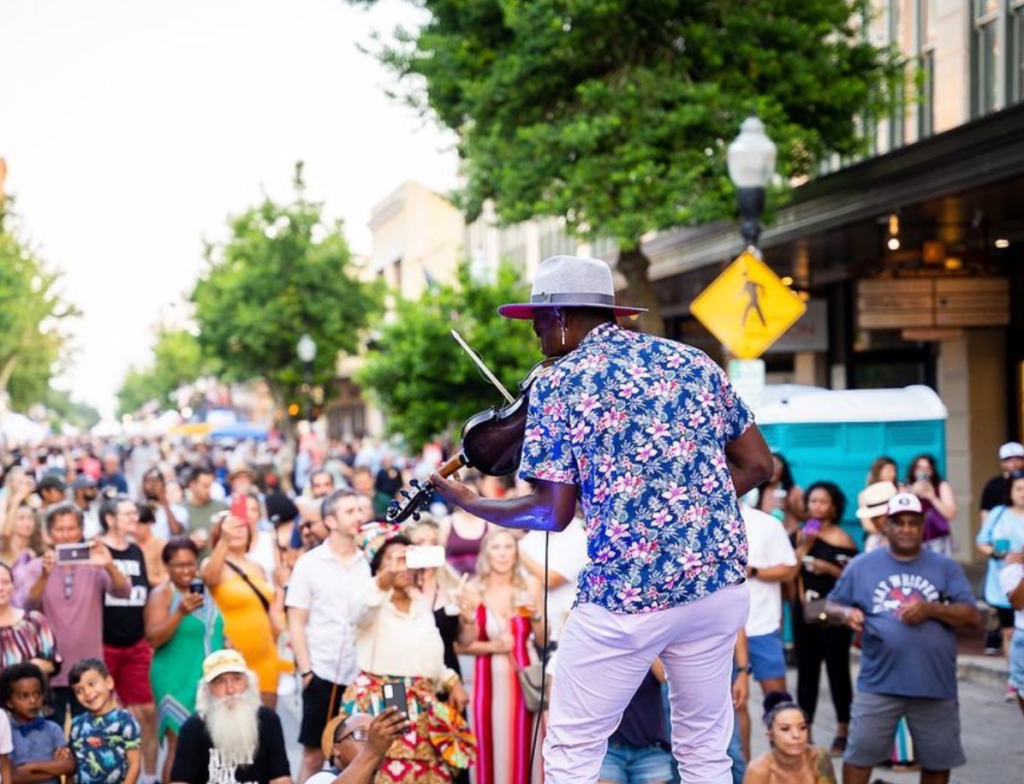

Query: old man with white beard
[170,650,293,784]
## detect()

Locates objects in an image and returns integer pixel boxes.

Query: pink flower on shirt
[636,444,658,462]
[662,483,688,505]
[646,421,671,439]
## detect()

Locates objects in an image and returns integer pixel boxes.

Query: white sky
[0,0,458,418]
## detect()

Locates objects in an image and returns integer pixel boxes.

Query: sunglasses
[336,729,368,743]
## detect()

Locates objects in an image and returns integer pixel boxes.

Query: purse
[512,658,550,714]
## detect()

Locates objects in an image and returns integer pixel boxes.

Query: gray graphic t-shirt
[828,547,975,700]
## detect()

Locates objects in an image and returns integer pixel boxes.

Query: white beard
[197,676,261,769]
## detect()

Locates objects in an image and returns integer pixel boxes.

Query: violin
[386,359,555,524]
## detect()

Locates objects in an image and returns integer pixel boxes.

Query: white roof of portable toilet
[756,385,947,425]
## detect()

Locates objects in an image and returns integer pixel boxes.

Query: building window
[916,0,936,137]
[973,0,1002,116]
[888,0,905,149]
[1011,0,1024,103]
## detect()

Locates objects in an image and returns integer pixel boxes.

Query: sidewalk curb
[851,649,1009,688]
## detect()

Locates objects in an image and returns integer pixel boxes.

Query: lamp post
[296,333,317,421]
[727,115,778,251]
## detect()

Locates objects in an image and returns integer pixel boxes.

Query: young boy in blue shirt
[68,658,141,784]
[0,662,74,784]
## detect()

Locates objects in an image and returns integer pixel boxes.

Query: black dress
[793,537,859,725]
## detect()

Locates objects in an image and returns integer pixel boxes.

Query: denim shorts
[599,742,675,784]
[1010,629,1024,692]
[748,630,788,682]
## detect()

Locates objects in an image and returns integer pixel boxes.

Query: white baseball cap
[886,492,923,517]
[999,442,1024,460]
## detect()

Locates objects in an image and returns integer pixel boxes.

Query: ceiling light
[887,236,901,251]
[995,238,1010,249]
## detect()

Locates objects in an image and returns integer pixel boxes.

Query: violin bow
[450,329,515,404]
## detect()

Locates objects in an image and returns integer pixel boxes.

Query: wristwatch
[749,566,759,579]
[737,663,753,674]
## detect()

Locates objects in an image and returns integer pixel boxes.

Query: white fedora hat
[498,255,648,320]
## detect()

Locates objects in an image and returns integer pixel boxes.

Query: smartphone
[230,494,248,520]
[405,545,446,570]
[189,579,205,595]
[994,538,1012,558]
[803,519,822,536]
[382,681,408,716]
[56,543,92,564]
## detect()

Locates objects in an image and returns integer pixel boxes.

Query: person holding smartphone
[22,502,131,728]
[145,537,225,784]
[342,525,472,784]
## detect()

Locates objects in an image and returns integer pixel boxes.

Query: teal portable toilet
[756,385,947,545]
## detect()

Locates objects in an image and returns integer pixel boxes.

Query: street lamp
[296,333,317,420]
[728,115,777,250]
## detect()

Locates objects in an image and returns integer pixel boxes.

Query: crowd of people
[0,425,1018,784]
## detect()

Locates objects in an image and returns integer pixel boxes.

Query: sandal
[829,735,848,757]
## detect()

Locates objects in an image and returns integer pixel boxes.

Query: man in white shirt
[518,517,589,645]
[736,505,799,756]
[287,490,372,782]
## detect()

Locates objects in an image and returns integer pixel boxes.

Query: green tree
[357,260,542,452]
[191,163,382,431]
[44,388,101,431]
[116,328,206,417]
[0,206,78,410]
[357,0,895,334]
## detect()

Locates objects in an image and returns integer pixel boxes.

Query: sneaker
[829,736,848,757]
[1004,685,1017,703]
[984,646,1001,656]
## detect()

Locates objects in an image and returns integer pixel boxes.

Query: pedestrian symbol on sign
[741,266,767,327]
[689,251,807,359]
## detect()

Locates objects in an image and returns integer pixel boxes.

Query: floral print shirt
[519,322,754,613]
[70,708,140,784]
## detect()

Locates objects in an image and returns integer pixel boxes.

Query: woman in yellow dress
[202,512,283,707]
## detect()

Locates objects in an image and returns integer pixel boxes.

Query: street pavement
[748,661,1022,784]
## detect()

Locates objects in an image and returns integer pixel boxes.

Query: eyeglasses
[337,729,369,743]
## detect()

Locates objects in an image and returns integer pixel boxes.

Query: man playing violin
[431,255,774,784]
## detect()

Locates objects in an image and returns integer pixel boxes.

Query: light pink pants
[543,582,749,784]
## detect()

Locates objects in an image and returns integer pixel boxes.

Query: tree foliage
[357,261,542,452]
[190,164,382,425]
[359,0,895,333]
[44,388,101,431]
[116,328,206,417]
[0,206,78,411]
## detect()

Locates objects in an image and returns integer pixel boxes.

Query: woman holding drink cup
[462,529,545,784]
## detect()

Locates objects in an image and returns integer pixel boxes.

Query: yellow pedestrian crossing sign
[689,251,806,359]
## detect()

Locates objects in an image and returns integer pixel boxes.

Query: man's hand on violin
[429,472,479,511]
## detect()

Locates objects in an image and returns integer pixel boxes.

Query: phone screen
[230,494,247,520]
[405,545,446,570]
[382,682,408,716]
[56,543,91,564]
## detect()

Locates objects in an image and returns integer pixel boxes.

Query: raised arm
[430,476,577,534]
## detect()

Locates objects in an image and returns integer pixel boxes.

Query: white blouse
[354,585,447,680]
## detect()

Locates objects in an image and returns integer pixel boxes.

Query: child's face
[7,677,43,720]
[71,669,115,714]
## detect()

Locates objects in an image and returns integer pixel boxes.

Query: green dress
[151,589,225,737]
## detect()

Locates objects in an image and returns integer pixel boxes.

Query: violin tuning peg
[412,512,421,522]
[410,478,421,488]
[400,490,410,499]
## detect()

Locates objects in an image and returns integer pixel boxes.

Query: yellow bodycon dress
[210,561,280,693]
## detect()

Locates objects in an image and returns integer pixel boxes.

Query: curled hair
[370,534,412,576]
[867,456,897,485]
[161,536,200,565]
[0,661,50,709]
[805,481,846,523]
